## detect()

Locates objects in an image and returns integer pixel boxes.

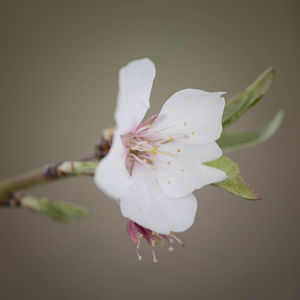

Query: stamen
[180,169,185,172]
[168,180,171,184]
[167,162,171,165]
[184,122,187,126]
[177,149,181,152]
[184,134,189,138]
[130,153,150,166]
[156,150,178,158]
[170,233,185,247]
[160,234,174,252]
[139,226,159,263]
[151,247,158,263]
[191,131,195,135]
[137,124,152,132]
[153,145,158,150]
[169,136,174,141]
[136,248,142,261]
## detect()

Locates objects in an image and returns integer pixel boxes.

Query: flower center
[121,116,178,175]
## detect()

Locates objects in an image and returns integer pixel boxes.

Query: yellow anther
[185,134,189,138]
[153,258,158,263]
[169,136,174,141]
[191,131,195,135]
[167,161,171,165]
[177,149,181,152]
[138,207,142,211]
[134,144,140,149]
[168,180,171,184]
[168,246,174,252]
[142,159,147,162]
[181,169,185,172]
[138,255,142,261]
[153,145,158,150]
[184,122,187,126]
[153,133,157,136]
[151,164,156,169]
[151,150,157,155]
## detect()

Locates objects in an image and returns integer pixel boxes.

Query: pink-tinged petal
[120,164,197,234]
[115,58,156,134]
[127,219,140,247]
[152,89,225,144]
[154,141,226,198]
[94,132,131,200]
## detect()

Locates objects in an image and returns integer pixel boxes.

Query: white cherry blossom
[95,58,226,235]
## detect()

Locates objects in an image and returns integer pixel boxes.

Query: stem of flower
[0,161,99,203]
[0,127,115,204]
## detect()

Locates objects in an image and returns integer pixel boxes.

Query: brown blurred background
[0,0,299,299]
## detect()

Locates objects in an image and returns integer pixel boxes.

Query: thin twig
[0,127,114,204]
[0,161,99,203]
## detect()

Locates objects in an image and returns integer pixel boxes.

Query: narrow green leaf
[218,110,284,153]
[22,195,90,222]
[205,156,261,200]
[222,67,275,128]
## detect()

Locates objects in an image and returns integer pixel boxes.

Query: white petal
[154,141,226,198]
[152,89,225,144]
[120,163,197,234]
[94,132,131,200]
[115,58,156,134]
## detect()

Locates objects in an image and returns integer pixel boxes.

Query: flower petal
[115,58,156,134]
[152,89,225,144]
[94,132,131,200]
[154,141,226,198]
[120,164,197,234]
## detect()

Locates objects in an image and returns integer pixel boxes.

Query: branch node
[0,194,22,208]
[43,163,61,179]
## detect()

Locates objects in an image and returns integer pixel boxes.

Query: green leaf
[205,156,261,200]
[222,67,275,128]
[21,195,90,222]
[218,110,284,153]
